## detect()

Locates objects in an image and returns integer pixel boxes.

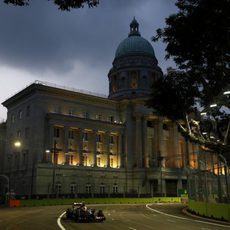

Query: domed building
[108,18,162,99]
[0,19,205,198]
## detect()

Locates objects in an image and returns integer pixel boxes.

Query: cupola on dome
[115,18,155,59]
[108,18,162,100]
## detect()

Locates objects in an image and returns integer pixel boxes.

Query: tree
[3,0,100,10]
[148,0,230,160]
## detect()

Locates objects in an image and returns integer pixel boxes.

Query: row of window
[80,156,114,167]
[16,128,30,139]
[53,106,119,124]
[110,74,152,92]
[10,105,120,125]
[7,151,29,169]
[11,106,31,123]
[55,183,119,194]
[54,127,115,144]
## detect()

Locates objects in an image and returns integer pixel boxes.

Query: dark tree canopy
[153,0,230,107]
[146,70,199,121]
[148,0,230,157]
[3,0,100,10]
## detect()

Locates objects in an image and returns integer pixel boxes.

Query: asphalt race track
[0,203,229,230]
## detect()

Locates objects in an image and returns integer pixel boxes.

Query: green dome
[115,34,155,59]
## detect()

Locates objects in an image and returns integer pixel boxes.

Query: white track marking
[57,211,66,230]
[128,227,137,230]
[146,204,188,220]
[146,204,230,229]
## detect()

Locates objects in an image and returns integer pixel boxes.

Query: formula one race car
[66,202,106,223]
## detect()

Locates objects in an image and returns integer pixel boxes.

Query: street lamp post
[0,174,9,203]
[52,141,57,196]
[0,140,21,200]
[46,140,59,197]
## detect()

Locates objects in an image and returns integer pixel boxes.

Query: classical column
[106,132,110,168]
[173,124,180,168]
[135,116,142,168]
[118,133,123,168]
[46,124,54,163]
[142,117,148,168]
[119,132,125,168]
[64,127,69,165]
[125,103,134,169]
[92,130,97,167]
[158,118,166,167]
[78,128,83,166]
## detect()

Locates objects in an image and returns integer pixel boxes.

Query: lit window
[110,158,113,167]
[83,155,87,166]
[97,142,102,150]
[97,157,101,166]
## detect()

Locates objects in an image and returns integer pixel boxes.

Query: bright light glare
[45,149,51,153]
[201,112,207,116]
[14,141,21,148]
[223,91,230,95]
[210,104,217,108]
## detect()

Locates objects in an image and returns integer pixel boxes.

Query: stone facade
[1,81,192,197]
[0,19,208,198]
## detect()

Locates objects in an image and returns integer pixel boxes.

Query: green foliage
[149,0,230,157]
[147,70,198,121]
[153,0,230,106]
[3,0,100,10]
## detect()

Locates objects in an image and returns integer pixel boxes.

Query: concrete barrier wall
[188,200,230,221]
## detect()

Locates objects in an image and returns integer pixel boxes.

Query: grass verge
[19,197,181,207]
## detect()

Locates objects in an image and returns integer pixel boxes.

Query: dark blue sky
[0,0,177,120]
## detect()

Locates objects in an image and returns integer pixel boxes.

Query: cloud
[0,0,177,120]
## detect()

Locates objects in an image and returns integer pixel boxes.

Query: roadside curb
[182,207,230,226]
